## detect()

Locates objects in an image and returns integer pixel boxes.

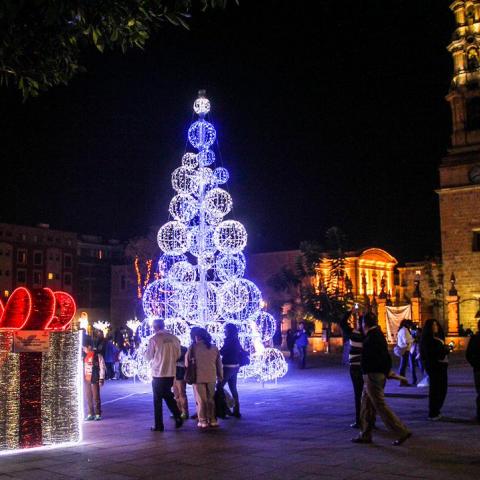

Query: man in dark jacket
[352,312,412,446]
[466,319,480,422]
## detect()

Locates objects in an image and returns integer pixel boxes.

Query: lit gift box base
[0,287,81,452]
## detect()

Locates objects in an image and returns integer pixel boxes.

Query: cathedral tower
[438,1,480,329]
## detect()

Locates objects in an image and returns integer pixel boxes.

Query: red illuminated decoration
[46,291,76,331]
[0,287,76,331]
[0,287,32,330]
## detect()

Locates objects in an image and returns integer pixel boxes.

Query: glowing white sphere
[214,167,229,184]
[216,253,246,282]
[213,220,247,254]
[197,149,216,166]
[221,279,262,323]
[157,221,190,255]
[254,311,277,342]
[158,253,187,276]
[167,261,196,286]
[220,280,249,314]
[121,357,137,378]
[142,279,177,320]
[204,188,232,218]
[259,348,288,381]
[188,225,216,257]
[188,120,216,149]
[182,152,199,169]
[193,97,211,115]
[172,166,196,195]
[165,318,191,347]
[169,194,198,223]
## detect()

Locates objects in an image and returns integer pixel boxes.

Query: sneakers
[350,422,360,429]
[94,415,102,421]
[209,420,220,427]
[180,412,188,420]
[197,421,208,428]
[84,415,94,421]
[428,415,442,421]
[150,425,165,432]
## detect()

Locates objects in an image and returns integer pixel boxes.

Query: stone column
[411,297,422,325]
[376,298,387,334]
[446,295,460,336]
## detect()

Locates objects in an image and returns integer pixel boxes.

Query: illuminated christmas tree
[123,92,287,383]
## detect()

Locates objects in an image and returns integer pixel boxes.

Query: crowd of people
[342,313,480,445]
[82,313,480,443]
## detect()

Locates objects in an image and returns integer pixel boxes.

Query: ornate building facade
[438,0,480,329]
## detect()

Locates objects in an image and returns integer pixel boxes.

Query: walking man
[295,322,309,369]
[145,319,183,431]
[466,319,480,423]
[352,313,412,446]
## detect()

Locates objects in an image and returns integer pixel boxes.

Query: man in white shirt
[145,319,183,431]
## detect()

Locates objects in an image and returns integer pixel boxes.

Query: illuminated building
[438,0,480,329]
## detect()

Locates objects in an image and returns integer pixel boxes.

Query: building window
[98,249,104,260]
[33,251,43,266]
[4,290,9,297]
[64,254,73,268]
[473,231,480,252]
[48,272,54,280]
[17,270,27,284]
[17,249,27,265]
[64,273,72,286]
[33,271,42,286]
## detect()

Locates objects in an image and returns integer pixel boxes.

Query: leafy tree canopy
[0,0,232,99]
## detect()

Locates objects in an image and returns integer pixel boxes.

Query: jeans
[221,366,240,414]
[426,364,448,418]
[298,346,307,369]
[152,377,181,428]
[85,381,101,416]
[474,369,480,421]
[399,352,418,384]
[350,366,364,424]
[359,373,410,440]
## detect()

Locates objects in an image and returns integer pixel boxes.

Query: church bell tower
[438,1,480,330]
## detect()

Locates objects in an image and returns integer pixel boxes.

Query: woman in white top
[185,328,223,428]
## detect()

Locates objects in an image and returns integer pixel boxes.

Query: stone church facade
[438,0,480,329]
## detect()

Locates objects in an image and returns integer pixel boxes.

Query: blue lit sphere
[142,279,177,320]
[158,253,187,276]
[214,167,229,184]
[198,149,216,166]
[157,221,190,255]
[216,253,246,282]
[188,120,216,149]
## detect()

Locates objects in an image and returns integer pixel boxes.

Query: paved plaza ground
[1,352,479,480]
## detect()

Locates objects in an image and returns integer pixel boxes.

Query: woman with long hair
[420,319,450,420]
[220,323,243,418]
[185,327,223,428]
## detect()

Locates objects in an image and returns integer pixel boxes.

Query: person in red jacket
[83,337,106,421]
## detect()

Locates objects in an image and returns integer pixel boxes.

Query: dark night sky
[0,1,454,263]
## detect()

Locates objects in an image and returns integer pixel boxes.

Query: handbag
[184,346,196,385]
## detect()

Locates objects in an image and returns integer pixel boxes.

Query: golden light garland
[134,256,153,299]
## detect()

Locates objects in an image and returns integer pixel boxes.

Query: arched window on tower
[467,47,479,70]
[466,97,480,130]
